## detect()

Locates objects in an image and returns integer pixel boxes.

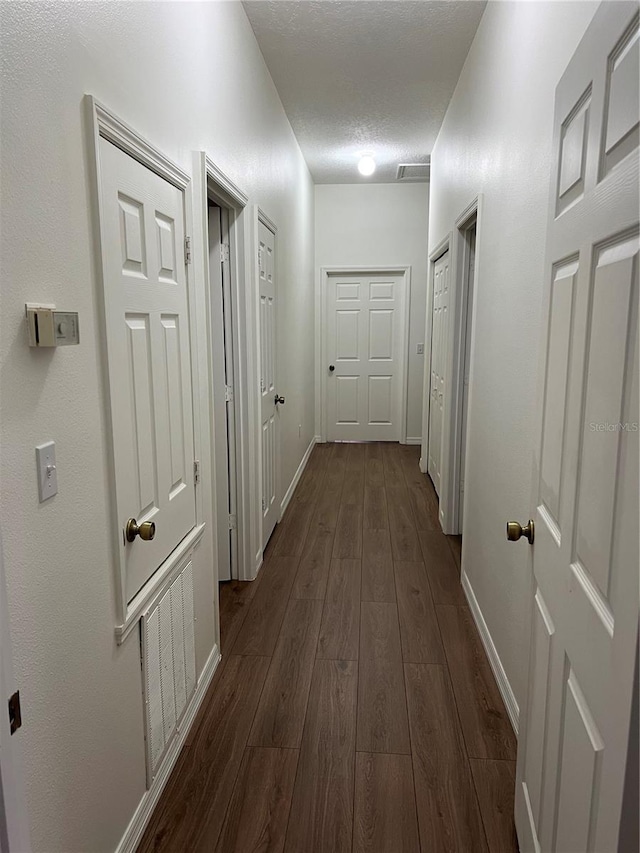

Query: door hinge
[184,236,192,265]
[225,384,234,403]
[228,513,237,531]
[262,498,267,512]
[8,690,22,735]
[220,243,230,264]
[194,460,200,484]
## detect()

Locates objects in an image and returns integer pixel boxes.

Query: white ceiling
[243,0,487,183]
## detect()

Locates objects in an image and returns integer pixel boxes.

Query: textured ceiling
[243,0,487,183]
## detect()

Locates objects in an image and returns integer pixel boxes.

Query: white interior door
[325,272,405,441]
[258,220,279,548]
[515,6,639,852]
[428,251,450,494]
[100,139,196,602]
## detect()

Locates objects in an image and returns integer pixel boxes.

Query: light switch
[36,441,58,502]
[417,343,425,355]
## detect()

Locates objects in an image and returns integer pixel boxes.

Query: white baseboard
[405,436,422,445]
[116,643,221,853]
[279,436,316,519]
[461,570,519,736]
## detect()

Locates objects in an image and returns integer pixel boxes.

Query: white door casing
[324,271,408,441]
[99,139,197,603]
[428,251,450,493]
[515,6,639,853]
[258,219,279,548]
[208,206,233,582]
[458,225,476,530]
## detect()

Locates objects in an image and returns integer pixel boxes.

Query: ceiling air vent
[396,161,430,182]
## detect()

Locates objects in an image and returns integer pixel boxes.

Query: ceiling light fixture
[358,155,376,176]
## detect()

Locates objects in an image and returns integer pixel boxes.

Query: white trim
[405,436,422,445]
[440,196,483,536]
[91,98,189,191]
[280,436,317,519]
[317,266,412,443]
[419,455,427,474]
[115,524,206,644]
[205,156,248,208]
[461,569,519,735]
[114,644,221,853]
[194,152,256,586]
[85,96,208,633]
[257,207,278,235]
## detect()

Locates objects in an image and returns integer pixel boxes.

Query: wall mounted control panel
[26,304,80,347]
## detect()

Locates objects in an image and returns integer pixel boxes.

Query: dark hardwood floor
[138,442,518,853]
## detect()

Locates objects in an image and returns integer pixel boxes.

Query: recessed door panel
[539,259,578,524]
[336,376,359,424]
[574,236,637,601]
[369,310,393,360]
[125,314,158,517]
[368,375,392,424]
[602,21,639,176]
[554,669,604,853]
[336,310,359,360]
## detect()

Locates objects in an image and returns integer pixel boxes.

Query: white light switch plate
[36,441,57,502]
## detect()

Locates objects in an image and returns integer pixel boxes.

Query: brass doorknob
[126,518,156,543]
[506,520,534,544]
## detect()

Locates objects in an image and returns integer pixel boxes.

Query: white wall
[0,2,314,851]
[426,1,598,714]
[315,183,429,440]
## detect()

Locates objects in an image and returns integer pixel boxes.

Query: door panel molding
[318,265,412,443]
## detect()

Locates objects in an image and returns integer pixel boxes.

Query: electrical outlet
[416,343,425,355]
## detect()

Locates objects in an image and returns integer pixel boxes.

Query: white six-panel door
[100,139,196,602]
[258,220,279,548]
[515,6,639,852]
[325,272,406,441]
[428,251,450,494]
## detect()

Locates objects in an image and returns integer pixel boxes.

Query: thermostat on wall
[26,304,80,347]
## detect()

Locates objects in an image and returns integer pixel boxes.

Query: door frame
[192,152,259,583]
[86,97,209,641]
[422,196,484,535]
[318,265,412,443]
[441,195,483,534]
[254,208,280,551]
[421,235,450,480]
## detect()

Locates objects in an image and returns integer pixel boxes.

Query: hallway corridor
[139,442,517,852]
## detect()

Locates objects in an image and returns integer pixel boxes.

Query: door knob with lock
[506,519,534,544]
[274,394,285,405]
[126,518,156,543]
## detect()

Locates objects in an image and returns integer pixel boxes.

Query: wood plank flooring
[138,443,518,853]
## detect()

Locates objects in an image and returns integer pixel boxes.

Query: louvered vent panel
[396,162,430,181]
[142,560,196,783]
